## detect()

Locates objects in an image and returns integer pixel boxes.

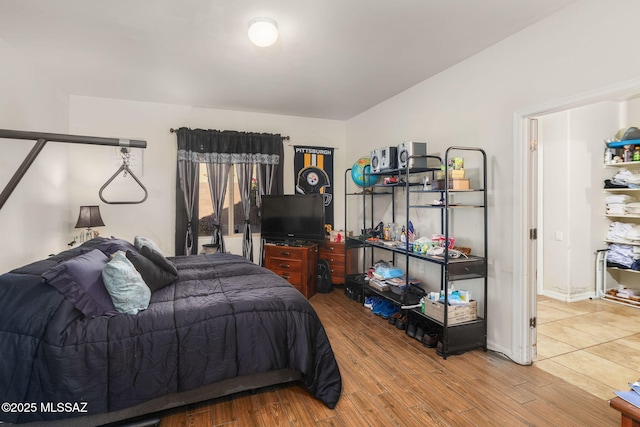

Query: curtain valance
[176,128,282,164]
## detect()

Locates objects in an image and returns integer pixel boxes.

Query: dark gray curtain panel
[175,128,284,256]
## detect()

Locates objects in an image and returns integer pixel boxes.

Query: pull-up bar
[0,129,147,211]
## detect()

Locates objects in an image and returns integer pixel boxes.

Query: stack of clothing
[606,194,636,215]
[607,243,640,270]
[605,169,640,188]
[607,222,639,243]
[626,202,640,216]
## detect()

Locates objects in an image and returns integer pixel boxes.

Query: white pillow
[134,236,163,255]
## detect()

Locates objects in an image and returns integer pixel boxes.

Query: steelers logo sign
[306,171,320,186]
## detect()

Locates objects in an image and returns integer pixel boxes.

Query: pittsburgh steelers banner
[293,146,334,226]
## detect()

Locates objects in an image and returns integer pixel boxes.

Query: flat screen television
[260,194,326,243]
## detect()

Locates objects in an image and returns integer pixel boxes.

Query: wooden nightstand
[318,240,357,285]
[263,243,318,299]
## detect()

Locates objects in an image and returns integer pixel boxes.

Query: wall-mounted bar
[0,129,147,211]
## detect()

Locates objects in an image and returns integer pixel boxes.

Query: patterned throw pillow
[102,251,151,315]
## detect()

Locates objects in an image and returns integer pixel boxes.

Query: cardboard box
[423,300,477,325]
[435,169,465,179]
[432,178,470,190]
[329,230,350,243]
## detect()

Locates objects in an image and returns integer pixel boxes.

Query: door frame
[512,77,640,365]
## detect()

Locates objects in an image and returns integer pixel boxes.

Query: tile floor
[534,295,640,400]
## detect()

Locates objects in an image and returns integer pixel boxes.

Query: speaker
[397,141,427,170]
[370,149,381,173]
[379,146,397,171]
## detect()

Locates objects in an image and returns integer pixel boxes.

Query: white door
[527,118,539,361]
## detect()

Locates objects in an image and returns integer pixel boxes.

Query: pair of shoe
[371,298,388,315]
[406,323,424,341]
[380,303,399,319]
[388,311,402,325]
[422,329,441,348]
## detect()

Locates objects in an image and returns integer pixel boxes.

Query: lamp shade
[248,17,278,47]
[75,205,105,229]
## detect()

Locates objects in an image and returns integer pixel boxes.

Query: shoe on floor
[422,329,440,348]
[372,299,391,315]
[388,311,402,325]
[414,326,424,342]
[364,296,379,309]
[381,303,399,319]
[395,314,407,330]
[406,322,416,338]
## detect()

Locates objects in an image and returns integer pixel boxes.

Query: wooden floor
[158,288,621,427]
[535,295,640,400]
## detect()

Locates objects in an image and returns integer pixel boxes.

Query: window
[198,164,261,237]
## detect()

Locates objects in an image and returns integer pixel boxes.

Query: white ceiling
[0,0,577,120]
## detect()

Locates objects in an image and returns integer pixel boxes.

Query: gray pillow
[140,245,178,276]
[42,249,116,317]
[102,251,151,315]
[126,250,177,292]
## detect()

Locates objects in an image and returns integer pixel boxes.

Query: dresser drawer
[263,243,318,299]
[319,241,348,284]
[265,256,303,274]
[265,257,303,286]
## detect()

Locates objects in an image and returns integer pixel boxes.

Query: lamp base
[79,228,96,243]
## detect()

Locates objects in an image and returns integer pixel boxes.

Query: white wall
[539,102,620,300]
[68,96,346,257]
[345,0,640,362]
[0,38,69,273]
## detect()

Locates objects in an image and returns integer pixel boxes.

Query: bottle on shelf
[605,147,614,164]
[634,146,640,162]
[624,145,633,162]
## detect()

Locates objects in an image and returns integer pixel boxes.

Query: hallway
[534,295,640,400]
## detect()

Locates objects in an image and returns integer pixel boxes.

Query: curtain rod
[169,128,290,140]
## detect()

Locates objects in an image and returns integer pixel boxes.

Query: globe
[351,157,379,188]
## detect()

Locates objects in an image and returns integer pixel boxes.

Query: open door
[527,118,539,361]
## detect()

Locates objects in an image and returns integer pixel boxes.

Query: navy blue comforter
[0,243,341,423]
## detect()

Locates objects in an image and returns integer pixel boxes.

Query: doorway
[514,77,640,366]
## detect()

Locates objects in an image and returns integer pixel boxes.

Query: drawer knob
[280,274,290,280]
[279,251,290,256]
[279,264,291,268]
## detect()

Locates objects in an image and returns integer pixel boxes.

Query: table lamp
[75,205,105,242]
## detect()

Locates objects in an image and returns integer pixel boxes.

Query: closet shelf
[605,239,640,247]
[604,188,640,193]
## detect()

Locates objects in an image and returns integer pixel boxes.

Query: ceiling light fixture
[248,17,278,47]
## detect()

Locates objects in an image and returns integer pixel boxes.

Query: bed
[0,237,341,425]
